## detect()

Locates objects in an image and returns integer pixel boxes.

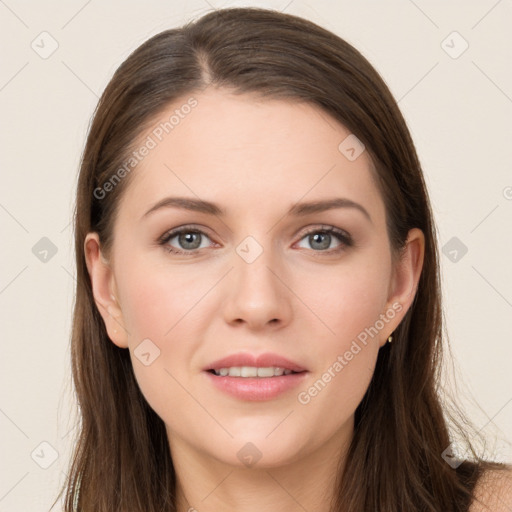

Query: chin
[210,430,308,469]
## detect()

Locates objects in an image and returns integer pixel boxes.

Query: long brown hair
[53,7,508,511]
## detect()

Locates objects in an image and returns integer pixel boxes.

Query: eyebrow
[141,196,372,223]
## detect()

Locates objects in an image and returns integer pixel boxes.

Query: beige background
[1,0,511,510]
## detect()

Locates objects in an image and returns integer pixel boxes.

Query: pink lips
[204,352,307,373]
[203,352,308,401]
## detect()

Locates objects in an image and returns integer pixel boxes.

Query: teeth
[257,367,275,377]
[241,366,257,377]
[212,366,295,377]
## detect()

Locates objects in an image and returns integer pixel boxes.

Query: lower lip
[203,370,308,401]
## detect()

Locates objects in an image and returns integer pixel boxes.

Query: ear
[380,227,425,347]
[84,232,129,349]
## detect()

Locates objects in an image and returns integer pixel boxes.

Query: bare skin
[85,88,425,512]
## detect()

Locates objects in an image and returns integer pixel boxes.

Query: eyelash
[157,224,353,256]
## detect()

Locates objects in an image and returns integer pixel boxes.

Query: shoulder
[470,465,512,512]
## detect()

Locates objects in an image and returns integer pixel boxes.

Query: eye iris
[310,232,331,250]
[179,232,201,250]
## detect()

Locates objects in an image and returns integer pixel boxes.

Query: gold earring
[387,335,393,343]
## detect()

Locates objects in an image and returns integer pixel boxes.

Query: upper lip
[204,352,307,373]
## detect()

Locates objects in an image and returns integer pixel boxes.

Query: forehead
[117,88,384,224]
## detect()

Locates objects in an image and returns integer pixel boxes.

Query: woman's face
[85,88,423,469]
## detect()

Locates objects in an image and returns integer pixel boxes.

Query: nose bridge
[234,233,280,299]
[223,232,291,327]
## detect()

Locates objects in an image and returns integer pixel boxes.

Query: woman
[53,7,511,512]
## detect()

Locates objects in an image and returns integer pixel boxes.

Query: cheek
[116,263,205,420]
[298,257,390,345]
[293,275,385,435]
[291,257,389,409]
[117,258,206,340]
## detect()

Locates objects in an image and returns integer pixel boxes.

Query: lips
[203,352,307,373]
[203,352,309,401]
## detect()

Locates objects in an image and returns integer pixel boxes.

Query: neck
[170,418,354,512]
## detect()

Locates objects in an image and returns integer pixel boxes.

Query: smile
[210,366,299,377]
[204,368,308,401]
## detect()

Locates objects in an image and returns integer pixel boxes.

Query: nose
[222,243,293,331]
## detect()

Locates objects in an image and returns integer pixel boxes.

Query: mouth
[203,352,308,374]
[206,366,305,378]
[203,366,309,401]
[202,352,308,400]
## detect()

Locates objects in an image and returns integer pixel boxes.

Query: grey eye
[175,232,203,250]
